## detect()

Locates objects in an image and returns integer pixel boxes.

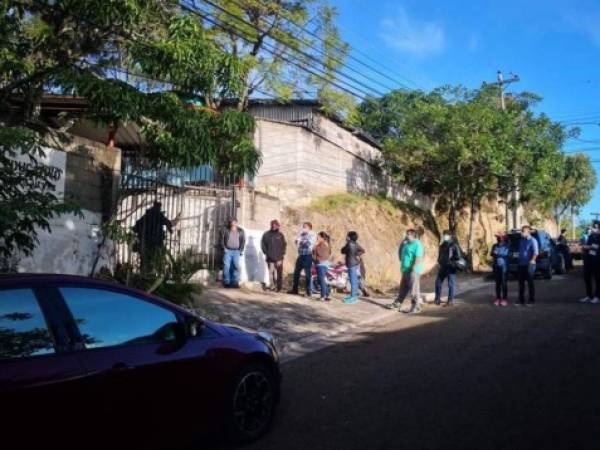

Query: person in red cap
[491,230,510,306]
[261,219,287,292]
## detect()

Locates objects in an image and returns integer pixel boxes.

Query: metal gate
[115,167,235,273]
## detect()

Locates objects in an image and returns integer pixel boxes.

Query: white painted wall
[16,210,112,275]
[9,144,114,275]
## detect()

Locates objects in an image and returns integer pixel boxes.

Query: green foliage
[1,0,261,177]
[355,86,587,235]
[531,153,597,231]
[112,248,204,306]
[0,127,80,267]
[205,0,355,117]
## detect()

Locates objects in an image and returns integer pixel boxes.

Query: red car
[0,274,280,448]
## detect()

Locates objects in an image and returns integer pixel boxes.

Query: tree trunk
[466,195,480,271]
[448,197,457,235]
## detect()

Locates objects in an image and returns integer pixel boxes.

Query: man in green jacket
[388,229,425,314]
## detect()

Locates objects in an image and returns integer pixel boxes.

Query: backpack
[451,243,468,271]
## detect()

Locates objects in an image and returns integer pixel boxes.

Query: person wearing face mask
[491,231,510,306]
[341,231,365,304]
[580,221,600,304]
[387,229,424,314]
[289,222,316,296]
[434,230,462,307]
[261,219,287,292]
[516,225,539,306]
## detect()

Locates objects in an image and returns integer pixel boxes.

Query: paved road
[217,270,600,450]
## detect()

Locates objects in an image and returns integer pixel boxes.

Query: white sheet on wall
[240,228,269,284]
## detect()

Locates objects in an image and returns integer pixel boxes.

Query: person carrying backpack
[434,230,462,307]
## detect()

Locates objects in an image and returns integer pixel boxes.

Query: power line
[189,0,385,98]
[181,3,375,101]
[244,0,417,90]
[210,0,402,93]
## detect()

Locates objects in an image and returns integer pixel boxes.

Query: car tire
[227,362,277,444]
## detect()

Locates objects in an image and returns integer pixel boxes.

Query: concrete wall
[13,132,120,275]
[253,117,430,209]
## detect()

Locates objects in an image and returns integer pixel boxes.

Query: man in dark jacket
[261,219,287,292]
[341,231,365,304]
[434,230,461,306]
[133,201,180,275]
[221,219,246,288]
[580,221,600,304]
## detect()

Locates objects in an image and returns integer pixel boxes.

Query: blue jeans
[316,264,330,298]
[494,266,508,299]
[435,266,456,303]
[518,264,536,304]
[223,249,241,286]
[292,254,313,293]
[348,264,359,297]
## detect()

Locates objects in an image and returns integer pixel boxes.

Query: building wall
[14,133,120,275]
[253,117,430,209]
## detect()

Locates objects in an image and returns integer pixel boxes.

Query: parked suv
[0,274,281,448]
[507,229,565,279]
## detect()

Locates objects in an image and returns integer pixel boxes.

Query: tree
[355,84,578,265]
[195,0,356,116]
[0,127,80,269]
[530,153,597,235]
[1,0,260,174]
[0,1,262,263]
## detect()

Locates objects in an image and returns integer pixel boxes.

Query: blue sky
[330,0,600,220]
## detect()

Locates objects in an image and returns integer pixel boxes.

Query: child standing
[341,231,365,304]
[491,231,510,306]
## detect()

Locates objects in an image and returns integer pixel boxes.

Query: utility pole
[493,70,520,230]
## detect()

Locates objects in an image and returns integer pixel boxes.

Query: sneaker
[287,290,299,295]
[500,300,508,307]
[443,302,454,307]
[407,305,422,314]
[526,302,535,307]
[579,297,592,303]
[591,297,600,304]
[386,302,401,310]
[324,297,331,302]
[493,299,501,306]
[319,297,326,302]
[515,302,523,306]
[434,299,441,306]
[343,296,358,304]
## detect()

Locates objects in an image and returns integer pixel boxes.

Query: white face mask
[443,235,451,242]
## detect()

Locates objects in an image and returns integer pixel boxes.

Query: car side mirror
[185,316,204,338]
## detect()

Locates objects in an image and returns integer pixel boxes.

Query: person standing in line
[261,219,287,292]
[556,228,573,271]
[387,229,425,314]
[221,218,245,289]
[491,231,510,306]
[289,222,316,297]
[434,230,462,307]
[313,231,332,301]
[341,231,365,304]
[580,221,600,304]
[516,225,539,306]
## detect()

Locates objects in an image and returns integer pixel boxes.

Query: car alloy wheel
[231,367,275,440]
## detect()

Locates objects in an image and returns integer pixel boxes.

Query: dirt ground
[212,268,600,450]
